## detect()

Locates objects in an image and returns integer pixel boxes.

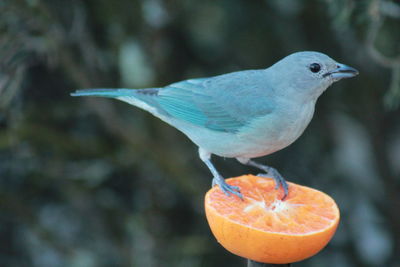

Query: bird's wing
[157,71,274,133]
[71,71,275,133]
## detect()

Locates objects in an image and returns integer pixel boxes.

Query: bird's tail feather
[70,88,136,98]
[71,88,165,117]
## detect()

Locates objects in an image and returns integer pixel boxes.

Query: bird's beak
[324,63,359,80]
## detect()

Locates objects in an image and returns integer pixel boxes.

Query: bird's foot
[212,176,243,199]
[257,167,289,200]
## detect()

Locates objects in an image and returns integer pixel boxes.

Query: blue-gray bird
[71,51,358,199]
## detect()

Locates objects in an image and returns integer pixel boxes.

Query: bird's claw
[257,170,289,200]
[212,177,243,199]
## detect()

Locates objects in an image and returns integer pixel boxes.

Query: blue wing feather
[156,73,273,132]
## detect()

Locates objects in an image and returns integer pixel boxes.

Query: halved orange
[205,175,340,264]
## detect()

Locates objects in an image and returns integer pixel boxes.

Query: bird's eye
[309,63,321,73]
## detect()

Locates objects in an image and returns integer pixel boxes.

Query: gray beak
[324,63,359,80]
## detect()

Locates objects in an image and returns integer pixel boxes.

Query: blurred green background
[1,0,400,266]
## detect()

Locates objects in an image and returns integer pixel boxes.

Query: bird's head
[268,51,359,101]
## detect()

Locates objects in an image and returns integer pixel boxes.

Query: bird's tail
[71,88,137,98]
[71,88,164,116]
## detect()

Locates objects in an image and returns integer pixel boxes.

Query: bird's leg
[199,148,243,199]
[237,158,289,199]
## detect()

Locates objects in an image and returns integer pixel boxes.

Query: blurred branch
[380,0,400,19]
[366,0,400,110]
[366,6,400,68]
[383,64,400,109]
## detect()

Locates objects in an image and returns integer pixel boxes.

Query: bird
[71,51,358,199]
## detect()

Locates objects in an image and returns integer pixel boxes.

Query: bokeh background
[1,0,400,266]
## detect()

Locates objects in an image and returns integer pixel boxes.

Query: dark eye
[309,63,321,73]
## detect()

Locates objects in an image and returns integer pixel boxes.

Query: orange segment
[205,175,340,264]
